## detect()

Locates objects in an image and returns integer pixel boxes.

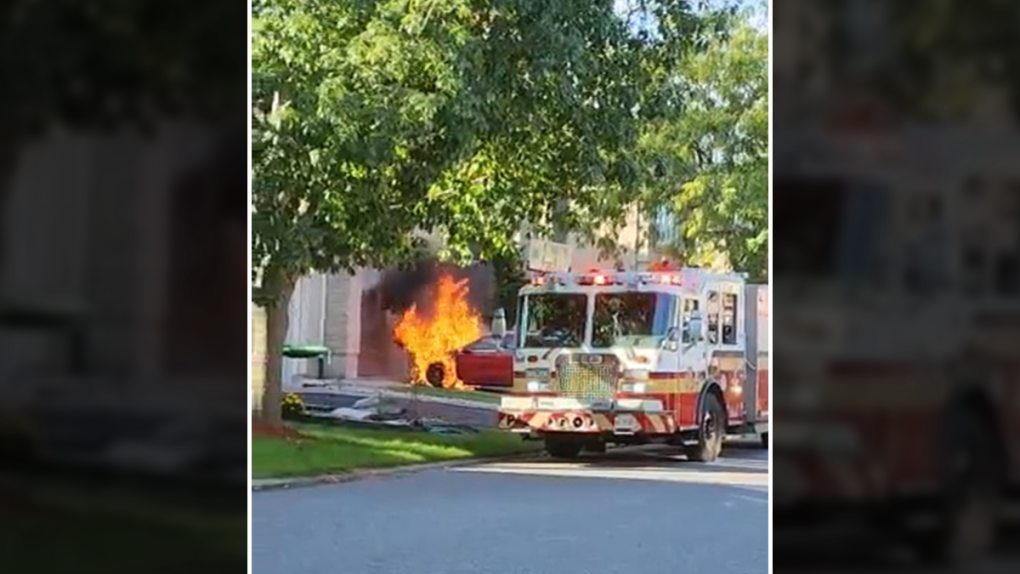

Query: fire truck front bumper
[497,396,675,436]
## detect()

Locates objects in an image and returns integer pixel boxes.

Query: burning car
[454,331,516,388]
[393,274,484,388]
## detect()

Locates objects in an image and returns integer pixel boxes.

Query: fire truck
[496,266,769,461]
[775,125,1020,565]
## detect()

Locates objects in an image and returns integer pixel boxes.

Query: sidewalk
[285,376,501,411]
[253,452,544,492]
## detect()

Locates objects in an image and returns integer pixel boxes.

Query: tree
[806,1,1020,123]
[638,11,768,281]
[252,0,729,424]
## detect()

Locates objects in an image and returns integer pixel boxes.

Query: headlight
[624,369,649,381]
[527,381,548,392]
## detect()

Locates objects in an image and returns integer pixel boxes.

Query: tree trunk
[0,144,21,278]
[260,273,296,426]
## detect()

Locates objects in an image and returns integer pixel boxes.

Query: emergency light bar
[530,270,694,287]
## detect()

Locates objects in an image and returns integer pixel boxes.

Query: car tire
[425,362,445,388]
[911,405,1000,566]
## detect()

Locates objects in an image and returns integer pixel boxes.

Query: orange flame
[394,274,482,388]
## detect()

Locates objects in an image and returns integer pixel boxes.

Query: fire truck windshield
[521,293,586,348]
[592,292,676,348]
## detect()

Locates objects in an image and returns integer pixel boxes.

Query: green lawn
[4,479,244,573]
[252,422,539,479]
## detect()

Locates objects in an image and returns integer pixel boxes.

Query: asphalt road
[252,446,768,574]
[299,391,498,428]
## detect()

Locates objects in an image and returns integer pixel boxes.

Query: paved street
[777,503,1020,573]
[252,446,768,574]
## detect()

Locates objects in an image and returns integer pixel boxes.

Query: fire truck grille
[552,354,619,401]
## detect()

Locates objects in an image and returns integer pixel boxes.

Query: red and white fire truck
[497,265,769,461]
[775,126,1020,564]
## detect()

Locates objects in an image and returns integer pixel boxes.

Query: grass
[2,476,245,573]
[251,421,540,479]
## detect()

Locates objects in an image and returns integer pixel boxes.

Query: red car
[454,331,516,388]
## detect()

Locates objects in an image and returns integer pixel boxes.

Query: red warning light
[648,259,676,272]
[592,275,608,285]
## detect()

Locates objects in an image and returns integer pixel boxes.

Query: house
[274,203,684,386]
[2,122,244,412]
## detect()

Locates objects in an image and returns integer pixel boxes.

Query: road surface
[252,446,768,574]
[299,391,498,428]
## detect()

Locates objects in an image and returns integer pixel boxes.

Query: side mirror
[491,308,507,337]
[663,328,680,351]
[687,313,704,342]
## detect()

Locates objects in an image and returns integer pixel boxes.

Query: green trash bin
[0,299,88,374]
[282,344,331,379]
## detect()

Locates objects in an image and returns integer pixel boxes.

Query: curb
[252,451,542,492]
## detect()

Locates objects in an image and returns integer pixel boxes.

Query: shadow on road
[455,444,768,488]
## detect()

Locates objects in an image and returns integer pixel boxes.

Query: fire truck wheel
[545,437,583,459]
[912,406,1000,566]
[685,393,725,463]
[425,362,445,387]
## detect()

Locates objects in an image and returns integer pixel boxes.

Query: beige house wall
[2,122,239,412]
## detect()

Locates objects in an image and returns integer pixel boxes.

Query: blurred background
[775,1,1020,572]
[0,2,247,572]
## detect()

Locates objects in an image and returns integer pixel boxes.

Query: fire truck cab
[497,266,769,461]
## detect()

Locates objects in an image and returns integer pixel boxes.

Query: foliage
[490,248,527,326]
[637,12,768,281]
[251,0,729,294]
[250,0,762,422]
[2,0,241,141]
[815,1,1020,122]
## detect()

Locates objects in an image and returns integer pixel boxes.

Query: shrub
[281,393,306,420]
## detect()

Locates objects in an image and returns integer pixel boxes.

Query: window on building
[722,292,738,345]
[706,291,720,344]
[653,206,678,248]
[681,298,701,343]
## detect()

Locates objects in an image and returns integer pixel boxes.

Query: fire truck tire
[685,393,725,463]
[545,437,583,459]
[911,406,1000,566]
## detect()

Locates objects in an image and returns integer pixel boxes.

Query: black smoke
[366,257,497,322]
